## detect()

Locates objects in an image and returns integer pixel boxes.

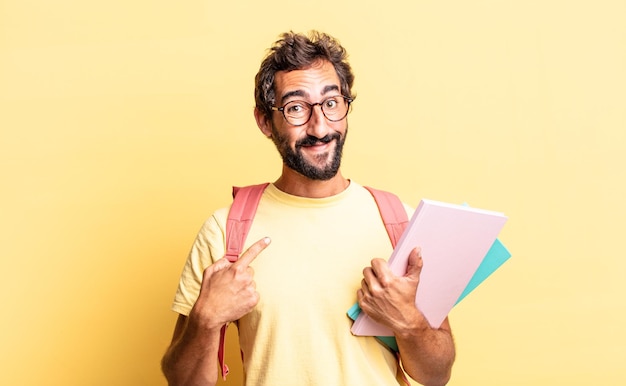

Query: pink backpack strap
[224,183,270,262]
[364,186,412,386]
[363,186,409,247]
[219,182,269,380]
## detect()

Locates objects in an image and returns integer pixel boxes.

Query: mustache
[296,132,341,147]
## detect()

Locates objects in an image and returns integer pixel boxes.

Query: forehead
[274,60,341,102]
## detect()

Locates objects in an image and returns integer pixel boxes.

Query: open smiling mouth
[296,133,339,148]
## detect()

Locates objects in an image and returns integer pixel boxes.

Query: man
[161,31,455,386]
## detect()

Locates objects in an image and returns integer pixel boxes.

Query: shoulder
[354,182,415,215]
[189,206,230,255]
[201,206,229,232]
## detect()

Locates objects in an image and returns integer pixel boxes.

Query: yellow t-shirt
[172,182,413,385]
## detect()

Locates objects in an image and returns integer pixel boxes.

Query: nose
[305,104,331,138]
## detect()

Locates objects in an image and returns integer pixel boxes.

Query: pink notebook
[351,199,508,336]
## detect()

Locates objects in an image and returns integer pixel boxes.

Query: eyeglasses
[271,95,353,126]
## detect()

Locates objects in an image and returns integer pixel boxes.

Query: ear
[254,107,273,138]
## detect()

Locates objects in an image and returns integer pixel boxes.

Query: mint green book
[455,238,510,304]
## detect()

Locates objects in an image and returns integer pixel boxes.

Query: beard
[271,124,347,181]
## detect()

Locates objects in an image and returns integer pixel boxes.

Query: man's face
[269,60,348,181]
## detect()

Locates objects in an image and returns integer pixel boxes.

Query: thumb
[405,247,423,279]
[202,257,232,280]
[211,257,233,272]
[198,257,233,296]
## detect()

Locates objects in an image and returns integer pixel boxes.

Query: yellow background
[1,1,625,385]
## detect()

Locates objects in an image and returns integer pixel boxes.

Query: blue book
[455,238,511,304]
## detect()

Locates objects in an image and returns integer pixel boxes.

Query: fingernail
[263,237,271,245]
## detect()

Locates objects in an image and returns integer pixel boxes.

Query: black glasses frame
[271,95,354,126]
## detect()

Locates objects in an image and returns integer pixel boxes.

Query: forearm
[161,317,222,386]
[395,318,455,386]
[162,238,269,385]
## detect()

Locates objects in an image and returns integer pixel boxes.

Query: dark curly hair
[254,31,355,120]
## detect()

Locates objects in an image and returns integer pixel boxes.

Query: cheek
[271,128,295,149]
[273,125,306,145]
[334,121,348,133]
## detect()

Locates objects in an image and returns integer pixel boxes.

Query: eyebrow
[280,84,341,104]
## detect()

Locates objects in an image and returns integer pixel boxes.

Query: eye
[285,101,307,115]
[324,98,339,109]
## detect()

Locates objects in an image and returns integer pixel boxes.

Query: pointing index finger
[233,237,271,268]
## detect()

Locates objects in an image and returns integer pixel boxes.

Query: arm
[161,314,222,386]
[161,237,271,386]
[394,314,455,386]
[357,248,455,386]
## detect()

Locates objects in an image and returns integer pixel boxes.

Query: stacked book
[348,199,511,350]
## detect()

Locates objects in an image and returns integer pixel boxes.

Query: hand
[189,237,271,332]
[357,247,427,332]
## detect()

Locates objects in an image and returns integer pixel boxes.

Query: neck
[274,167,349,198]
